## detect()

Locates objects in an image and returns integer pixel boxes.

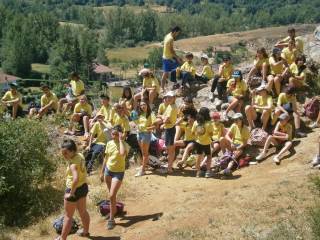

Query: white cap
[201,54,209,60]
[232,112,243,120]
[163,90,176,97]
[138,68,151,76]
[256,85,267,92]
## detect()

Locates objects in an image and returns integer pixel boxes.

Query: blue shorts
[164,127,176,147]
[137,132,152,144]
[104,167,125,181]
[162,58,179,73]
[227,96,234,103]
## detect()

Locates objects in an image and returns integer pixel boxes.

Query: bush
[0,119,61,226]
[310,176,320,240]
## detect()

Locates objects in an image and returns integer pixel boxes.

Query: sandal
[77,229,90,237]
[107,219,116,230]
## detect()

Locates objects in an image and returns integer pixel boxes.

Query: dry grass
[31,64,50,74]
[108,45,159,62]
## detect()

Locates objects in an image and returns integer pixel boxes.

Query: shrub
[0,119,61,226]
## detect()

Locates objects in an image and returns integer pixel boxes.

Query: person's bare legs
[262,62,268,82]
[226,98,239,114]
[211,142,221,155]
[245,105,257,130]
[58,98,68,114]
[266,75,274,92]
[161,72,169,92]
[261,135,278,154]
[28,108,37,118]
[261,109,271,130]
[177,143,193,165]
[275,141,292,158]
[293,112,301,129]
[274,75,282,96]
[60,200,76,240]
[108,178,122,221]
[196,153,204,172]
[236,99,243,113]
[167,145,175,173]
[272,108,281,125]
[12,102,19,119]
[76,197,90,235]
[139,141,150,172]
[220,137,232,153]
[83,116,90,137]
[149,90,157,105]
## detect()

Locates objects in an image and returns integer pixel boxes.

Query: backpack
[97,200,125,217]
[304,97,320,120]
[53,216,79,234]
[248,128,268,147]
[238,155,252,168]
[214,151,236,171]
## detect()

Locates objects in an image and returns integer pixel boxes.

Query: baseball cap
[163,91,176,97]
[279,113,290,121]
[9,82,18,88]
[232,112,243,120]
[201,54,209,60]
[232,70,242,78]
[138,68,151,76]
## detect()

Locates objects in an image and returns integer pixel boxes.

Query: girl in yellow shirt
[289,55,307,89]
[247,48,269,83]
[210,112,225,155]
[134,100,155,177]
[59,139,90,239]
[195,54,213,83]
[119,87,134,117]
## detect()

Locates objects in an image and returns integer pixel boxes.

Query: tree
[147,47,163,69]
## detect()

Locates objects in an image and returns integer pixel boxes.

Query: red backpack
[304,97,320,120]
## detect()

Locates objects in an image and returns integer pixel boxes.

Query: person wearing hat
[289,54,307,89]
[272,85,306,138]
[220,113,250,175]
[85,113,108,174]
[210,55,234,102]
[245,85,273,131]
[224,70,247,118]
[1,82,23,119]
[275,27,304,54]
[267,48,289,96]
[29,84,58,118]
[247,48,269,84]
[135,69,160,106]
[195,54,214,84]
[256,113,293,164]
[177,52,196,87]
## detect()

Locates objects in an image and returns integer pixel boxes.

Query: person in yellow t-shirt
[266,48,289,96]
[275,27,304,54]
[210,112,225,155]
[1,82,23,119]
[110,104,130,138]
[85,114,108,174]
[134,70,160,106]
[281,39,298,65]
[247,48,269,83]
[29,85,58,118]
[100,125,129,230]
[58,72,85,114]
[59,139,89,239]
[119,87,134,117]
[195,54,214,84]
[289,55,307,89]
[177,52,196,87]
[161,26,182,91]
[134,100,155,177]
[225,70,247,117]
[245,85,273,130]
[191,107,213,178]
[175,111,197,169]
[65,95,92,138]
[210,55,234,102]
[91,95,112,126]
[220,113,249,175]
[256,113,293,164]
[272,85,306,138]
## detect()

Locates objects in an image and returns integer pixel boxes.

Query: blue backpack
[53,216,79,234]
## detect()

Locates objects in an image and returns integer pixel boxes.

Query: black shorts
[183,140,195,146]
[65,183,88,202]
[7,105,24,117]
[164,127,176,147]
[194,142,211,155]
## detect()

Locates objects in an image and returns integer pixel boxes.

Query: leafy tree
[147,47,163,69]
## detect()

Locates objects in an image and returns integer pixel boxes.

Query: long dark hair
[61,139,77,152]
[122,86,133,100]
[256,47,268,59]
[296,55,307,75]
[196,107,210,125]
[137,100,151,118]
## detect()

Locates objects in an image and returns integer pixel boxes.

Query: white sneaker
[311,155,320,167]
[273,156,281,164]
[135,169,145,177]
[256,152,267,161]
[309,122,320,129]
[214,98,222,106]
[221,111,229,121]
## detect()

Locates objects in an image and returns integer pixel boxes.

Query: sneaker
[295,130,307,138]
[210,93,215,101]
[107,219,115,230]
[135,169,145,177]
[221,111,229,121]
[311,155,320,167]
[205,170,213,178]
[214,98,222,106]
[222,168,232,176]
[273,155,281,165]
[256,151,267,161]
[196,170,201,178]
[309,122,320,129]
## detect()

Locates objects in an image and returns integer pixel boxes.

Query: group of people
[1,26,319,239]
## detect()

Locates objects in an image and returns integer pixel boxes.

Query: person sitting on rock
[272,85,306,138]
[29,84,58,118]
[245,85,273,131]
[210,111,225,156]
[267,48,289,96]
[289,55,307,89]
[177,52,196,87]
[91,95,112,126]
[195,54,214,84]
[281,39,298,66]
[275,27,304,54]
[247,47,269,84]
[256,113,293,164]
[119,86,134,116]
[224,70,247,119]
[1,82,23,119]
[210,55,234,103]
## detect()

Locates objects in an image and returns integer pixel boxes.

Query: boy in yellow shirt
[195,54,214,84]
[281,39,298,65]
[177,52,196,87]
[275,27,304,54]
[1,82,23,119]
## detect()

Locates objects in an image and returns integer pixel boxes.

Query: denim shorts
[65,183,88,202]
[164,127,176,147]
[137,132,152,144]
[104,167,125,181]
[163,58,179,72]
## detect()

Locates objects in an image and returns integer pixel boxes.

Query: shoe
[256,151,267,161]
[135,169,145,177]
[205,170,213,178]
[222,168,232,176]
[210,93,215,101]
[214,98,222,106]
[311,155,320,167]
[295,130,307,138]
[309,122,320,129]
[107,219,116,230]
[273,156,281,165]
[76,229,90,237]
[221,111,229,121]
[196,170,201,178]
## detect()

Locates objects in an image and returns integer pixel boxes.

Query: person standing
[161,26,182,92]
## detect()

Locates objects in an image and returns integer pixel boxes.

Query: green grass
[108,45,159,62]
[31,64,50,74]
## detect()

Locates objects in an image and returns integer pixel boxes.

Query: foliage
[0,119,61,226]
[310,176,320,240]
[147,47,163,69]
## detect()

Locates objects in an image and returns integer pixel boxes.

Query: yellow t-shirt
[221,64,233,80]
[163,33,174,59]
[1,90,22,107]
[281,47,297,65]
[180,61,196,77]
[229,123,250,145]
[278,122,293,141]
[40,92,58,110]
[202,64,214,79]
[254,95,273,113]
[180,121,195,141]
[290,63,306,83]
[192,121,213,145]
[99,104,112,122]
[91,122,107,145]
[277,93,297,106]
[254,58,269,69]
[227,79,247,97]
[112,113,130,132]
[269,56,285,75]
[163,104,178,129]
[70,80,85,97]
[74,102,92,116]
[66,153,87,189]
[135,113,154,133]
[212,122,224,141]
[105,140,129,172]
[143,76,160,93]
[281,36,304,53]
[158,103,168,115]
